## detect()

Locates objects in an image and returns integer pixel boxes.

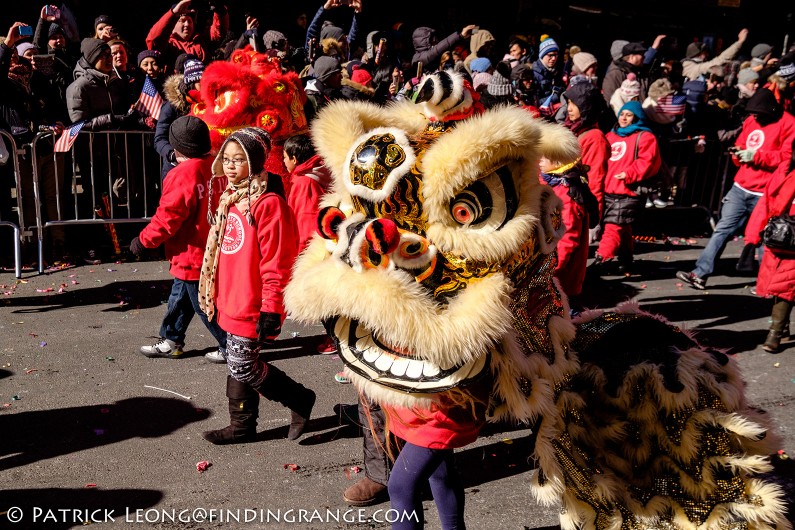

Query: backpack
[682,79,707,114]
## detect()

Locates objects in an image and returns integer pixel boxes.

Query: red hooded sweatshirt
[732,112,795,193]
[138,155,219,281]
[215,191,299,339]
[286,154,333,251]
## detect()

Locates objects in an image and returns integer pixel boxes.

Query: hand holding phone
[18,25,34,37]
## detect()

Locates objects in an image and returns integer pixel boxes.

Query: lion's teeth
[406,360,424,379]
[363,347,380,363]
[374,354,393,371]
[390,357,410,376]
[422,363,440,377]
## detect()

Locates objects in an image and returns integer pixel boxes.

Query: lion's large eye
[449,166,517,230]
[450,188,488,226]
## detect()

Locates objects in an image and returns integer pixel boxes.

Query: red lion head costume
[190,48,308,191]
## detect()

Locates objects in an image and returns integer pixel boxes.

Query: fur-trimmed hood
[163,73,190,114]
[341,77,375,98]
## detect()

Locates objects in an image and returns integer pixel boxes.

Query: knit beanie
[48,23,65,39]
[736,68,759,86]
[538,37,559,59]
[619,73,641,98]
[473,71,492,91]
[487,69,512,96]
[263,30,287,50]
[571,52,597,74]
[776,51,795,81]
[610,40,629,61]
[16,42,37,57]
[169,116,211,159]
[137,49,160,67]
[745,88,781,120]
[751,43,773,59]
[94,15,113,31]
[351,66,372,86]
[313,55,341,82]
[80,38,110,64]
[183,58,204,85]
[212,127,272,177]
[470,57,491,73]
[320,22,345,42]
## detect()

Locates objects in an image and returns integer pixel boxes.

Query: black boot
[763,297,793,353]
[255,365,316,441]
[202,376,259,444]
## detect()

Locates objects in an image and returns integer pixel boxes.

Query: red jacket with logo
[744,167,795,302]
[287,154,333,251]
[604,130,661,196]
[138,156,218,281]
[215,190,298,339]
[145,8,228,70]
[732,112,795,193]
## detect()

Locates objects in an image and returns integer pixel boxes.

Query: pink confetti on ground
[85,484,97,488]
[196,460,211,473]
[36,288,54,293]
[283,463,300,472]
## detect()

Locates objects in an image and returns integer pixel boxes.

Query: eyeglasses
[222,158,247,168]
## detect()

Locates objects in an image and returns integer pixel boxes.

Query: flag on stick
[134,76,164,121]
[54,121,84,152]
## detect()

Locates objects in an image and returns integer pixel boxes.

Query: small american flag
[54,121,84,152]
[134,76,164,121]
[657,93,687,116]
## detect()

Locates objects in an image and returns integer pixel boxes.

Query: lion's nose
[365,219,400,255]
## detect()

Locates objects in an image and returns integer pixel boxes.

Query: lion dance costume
[190,48,308,194]
[285,72,789,530]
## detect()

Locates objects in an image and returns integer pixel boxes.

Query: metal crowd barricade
[663,137,735,221]
[0,130,24,278]
[30,130,162,273]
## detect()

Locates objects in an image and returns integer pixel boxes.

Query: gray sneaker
[676,271,706,290]
[140,338,184,358]
[204,348,226,364]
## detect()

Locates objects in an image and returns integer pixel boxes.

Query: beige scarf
[198,174,267,320]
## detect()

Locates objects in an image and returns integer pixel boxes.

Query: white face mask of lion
[286,72,789,530]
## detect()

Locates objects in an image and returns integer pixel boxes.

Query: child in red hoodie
[130,116,227,361]
[282,133,341,359]
[199,127,315,444]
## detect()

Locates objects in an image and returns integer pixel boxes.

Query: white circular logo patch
[221,212,245,254]
[610,141,627,162]
[746,130,765,151]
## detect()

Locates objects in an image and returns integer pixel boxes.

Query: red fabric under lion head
[190,48,308,186]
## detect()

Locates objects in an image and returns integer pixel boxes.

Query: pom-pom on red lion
[190,48,308,193]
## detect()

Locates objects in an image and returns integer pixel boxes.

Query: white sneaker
[653,198,669,208]
[140,338,184,358]
[204,349,226,364]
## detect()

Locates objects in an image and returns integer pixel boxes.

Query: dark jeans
[160,278,227,351]
[388,442,465,530]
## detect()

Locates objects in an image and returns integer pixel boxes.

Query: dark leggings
[387,442,465,530]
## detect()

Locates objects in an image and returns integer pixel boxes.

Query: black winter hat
[313,55,341,82]
[745,88,782,120]
[80,38,110,64]
[320,21,345,42]
[48,23,65,38]
[212,128,272,177]
[94,15,113,30]
[169,116,211,159]
[622,42,646,56]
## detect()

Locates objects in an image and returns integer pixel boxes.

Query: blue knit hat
[538,37,559,59]
[470,57,491,73]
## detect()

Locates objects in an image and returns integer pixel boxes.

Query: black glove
[129,236,146,257]
[256,311,282,343]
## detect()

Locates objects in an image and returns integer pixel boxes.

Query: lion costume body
[285,72,789,530]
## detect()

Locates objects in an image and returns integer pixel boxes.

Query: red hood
[293,154,333,190]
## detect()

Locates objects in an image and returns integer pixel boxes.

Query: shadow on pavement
[0,369,11,380]
[0,397,209,471]
[456,433,537,489]
[0,488,164,530]
[1,280,172,313]
[639,294,770,329]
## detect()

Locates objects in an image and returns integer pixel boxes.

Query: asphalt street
[0,235,793,530]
